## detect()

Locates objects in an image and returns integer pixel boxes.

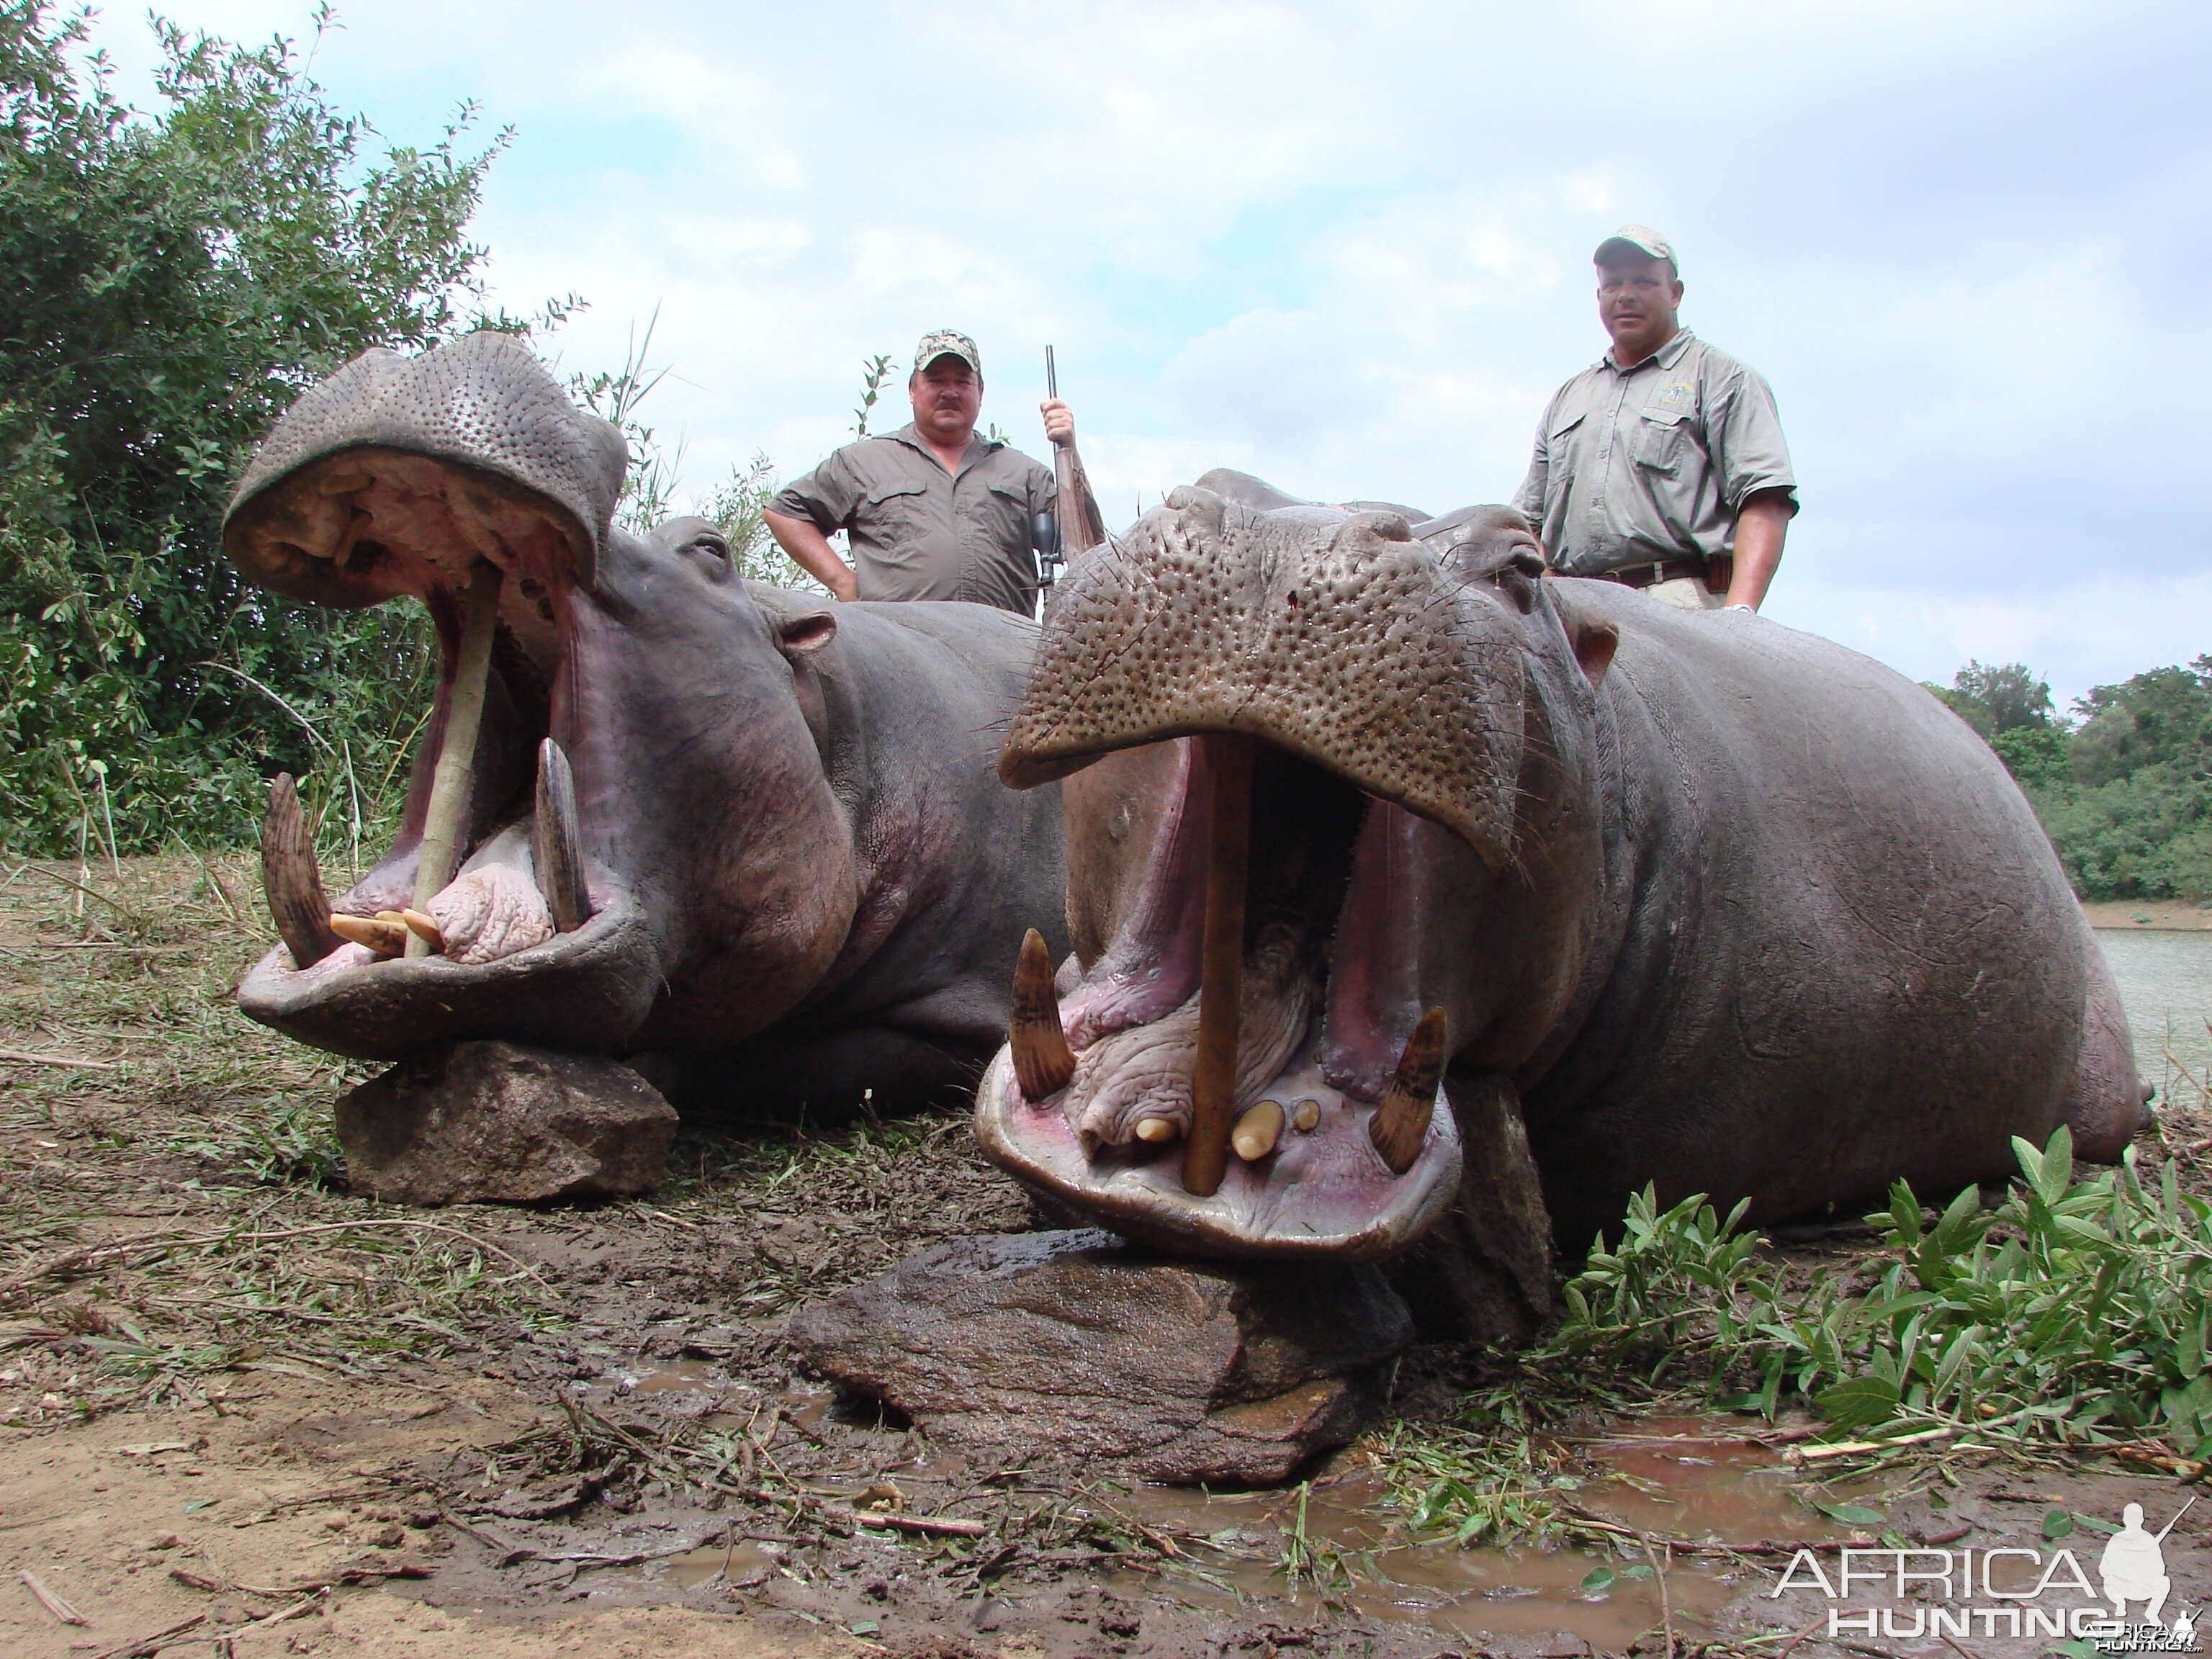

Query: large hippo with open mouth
[974,473,2146,1329]
[223,332,1064,1113]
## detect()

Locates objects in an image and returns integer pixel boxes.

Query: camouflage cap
[912,329,981,377]
[1594,225,1678,272]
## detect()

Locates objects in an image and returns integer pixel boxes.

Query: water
[2095,928,2212,1103]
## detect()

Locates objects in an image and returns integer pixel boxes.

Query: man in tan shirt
[765,330,1077,615]
[1512,227,1797,612]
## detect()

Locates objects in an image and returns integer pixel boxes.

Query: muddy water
[2098,927,2212,1101]
[1103,1417,1849,1647]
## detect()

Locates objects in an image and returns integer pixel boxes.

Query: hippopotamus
[974,471,2146,1331]
[223,331,1064,1113]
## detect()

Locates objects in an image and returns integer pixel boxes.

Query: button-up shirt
[1510,330,1797,577]
[769,423,1057,615]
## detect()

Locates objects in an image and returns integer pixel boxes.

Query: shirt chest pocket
[1634,405,1696,476]
[974,478,1033,549]
[860,480,932,545]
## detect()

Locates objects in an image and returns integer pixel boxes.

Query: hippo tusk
[1183,734,1254,1197]
[329,913,408,957]
[533,737,591,933]
[1010,927,1077,1099]
[1231,1099,1285,1161]
[407,560,504,956]
[1370,1006,1448,1175]
[261,773,343,969]
[1134,1118,1177,1143]
[1290,1098,1322,1133]
[397,909,445,950]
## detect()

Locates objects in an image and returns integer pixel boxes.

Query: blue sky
[89,0,2211,706]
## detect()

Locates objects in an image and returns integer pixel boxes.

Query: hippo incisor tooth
[1370,1007,1448,1176]
[261,773,342,970]
[328,914,407,957]
[1134,1118,1177,1143]
[1290,1099,1322,1133]
[1009,927,1076,1100]
[533,737,591,933]
[408,560,504,956]
[1231,1100,1285,1161]
[1184,734,1254,1198]
[398,909,445,950]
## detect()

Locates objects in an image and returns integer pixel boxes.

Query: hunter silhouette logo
[1768,1497,2199,1651]
[2103,1501,2186,1627]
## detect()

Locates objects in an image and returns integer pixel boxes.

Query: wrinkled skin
[225,333,1064,1112]
[976,470,2146,1271]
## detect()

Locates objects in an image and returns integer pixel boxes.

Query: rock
[788,1231,1412,1485]
[336,1040,676,1205]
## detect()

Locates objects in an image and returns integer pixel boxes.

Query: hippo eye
[685,533,733,575]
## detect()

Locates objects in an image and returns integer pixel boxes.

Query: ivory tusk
[329,913,408,957]
[1370,1007,1448,1176]
[261,773,342,969]
[1134,1118,1177,1143]
[397,909,444,950]
[1184,734,1254,1197]
[1009,927,1077,1099]
[533,737,591,932]
[1231,1100,1285,1161]
[407,560,504,956]
[1290,1099,1321,1133]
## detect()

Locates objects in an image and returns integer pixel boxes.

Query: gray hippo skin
[225,332,1064,1113]
[974,471,2146,1321]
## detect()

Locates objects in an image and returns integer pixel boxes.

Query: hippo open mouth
[967,483,1570,1260]
[975,734,1465,1260]
[222,336,661,1061]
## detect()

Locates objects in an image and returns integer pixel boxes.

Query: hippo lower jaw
[235,886,661,1062]
[974,735,1465,1262]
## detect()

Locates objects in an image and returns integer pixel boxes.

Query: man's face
[1596,253,1683,365]
[910,357,982,446]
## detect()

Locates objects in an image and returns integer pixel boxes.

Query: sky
[83,0,2212,707]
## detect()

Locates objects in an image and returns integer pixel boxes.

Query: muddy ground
[3,854,2208,1659]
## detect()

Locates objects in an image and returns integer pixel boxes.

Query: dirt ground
[2082,899,2212,931]
[4,854,2208,1659]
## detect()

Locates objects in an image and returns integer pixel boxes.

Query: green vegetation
[1933,657,2212,901]
[0,1,518,858]
[1388,1128,2211,1544]
[0,5,813,863]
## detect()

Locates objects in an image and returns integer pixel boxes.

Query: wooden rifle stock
[1044,346,1108,577]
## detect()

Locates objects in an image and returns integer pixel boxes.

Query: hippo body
[225,333,1064,1115]
[1509,577,2140,1241]
[976,475,2145,1321]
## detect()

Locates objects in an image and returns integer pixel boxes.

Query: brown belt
[1596,554,1732,594]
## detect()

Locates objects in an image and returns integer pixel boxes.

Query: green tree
[0,1,516,858]
[2026,657,2212,902]
[1928,659,2055,739]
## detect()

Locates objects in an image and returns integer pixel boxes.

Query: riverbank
[2085,898,2212,930]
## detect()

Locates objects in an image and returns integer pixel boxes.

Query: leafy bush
[1549,1128,2212,1455]
[0,2,509,858]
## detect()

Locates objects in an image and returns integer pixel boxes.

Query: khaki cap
[1594,225,1678,270]
[913,328,981,377]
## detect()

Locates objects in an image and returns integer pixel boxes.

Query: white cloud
[74,0,2212,703]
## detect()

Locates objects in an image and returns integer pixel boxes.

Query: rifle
[1038,345,1107,610]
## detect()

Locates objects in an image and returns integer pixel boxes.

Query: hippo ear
[1548,595,1618,690]
[774,610,837,661]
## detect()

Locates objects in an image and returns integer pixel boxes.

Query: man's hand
[1723,492,1792,611]
[764,507,859,603]
[1040,399,1075,448]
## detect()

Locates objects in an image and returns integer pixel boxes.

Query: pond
[2096,926,2212,1106]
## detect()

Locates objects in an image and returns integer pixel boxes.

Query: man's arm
[1724,490,1792,611]
[764,508,858,603]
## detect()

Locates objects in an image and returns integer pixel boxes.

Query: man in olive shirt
[765,330,1076,615]
[1512,227,1797,612]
